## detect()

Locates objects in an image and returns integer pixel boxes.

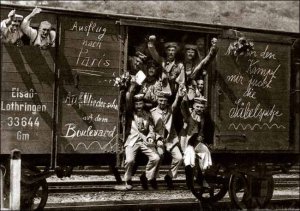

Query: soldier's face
[133,57,143,70]
[9,21,20,33]
[40,27,50,38]
[185,49,196,60]
[147,66,156,77]
[157,98,168,110]
[196,39,204,50]
[197,80,204,90]
[134,101,144,112]
[166,47,176,61]
[193,102,205,115]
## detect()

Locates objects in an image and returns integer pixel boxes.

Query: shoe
[114,180,133,190]
[140,173,148,190]
[164,175,174,189]
[55,167,64,178]
[114,183,133,191]
[149,178,158,190]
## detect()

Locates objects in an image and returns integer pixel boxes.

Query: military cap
[133,93,144,102]
[12,14,23,22]
[135,51,147,61]
[164,42,179,50]
[147,59,159,68]
[194,96,207,104]
[156,91,171,99]
[39,21,52,30]
[184,44,197,51]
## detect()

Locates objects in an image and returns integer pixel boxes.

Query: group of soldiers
[1,7,56,48]
[116,34,219,190]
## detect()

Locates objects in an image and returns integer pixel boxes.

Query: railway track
[46,166,300,193]
[41,166,299,210]
[44,195,300,210]
[47,176,299,193]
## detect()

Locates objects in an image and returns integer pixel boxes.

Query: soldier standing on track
[151,89,185,189]
[180,96,212,189]
[1,9,24,46]
[115,94,160,190]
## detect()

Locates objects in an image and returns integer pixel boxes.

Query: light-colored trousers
[157,145,183,178]
[183,143,212,170]
[124,142,160,182]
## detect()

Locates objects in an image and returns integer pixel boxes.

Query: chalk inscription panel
[215,35,291,150]
[58,17,121,154]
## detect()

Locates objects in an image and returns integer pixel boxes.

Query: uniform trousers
[183,142,212,170]
[124,141,160,182]
[157,145,183,178]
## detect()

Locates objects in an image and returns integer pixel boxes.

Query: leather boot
[196,169,209,188]
[164,174,174,189]
[185,165,194,190]
[140,172,148,190]
[149,178,158,190]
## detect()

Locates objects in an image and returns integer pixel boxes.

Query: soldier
[183,43,199,83]
[151,89,185,189]
[141,59,161,110]
[187,78,205,101]
[115,94,160,190]
[126,51,148,106]
[21,7,56,49]
[147,35,185,101]
[1,9,24,46]
[180,96,212,189]
[190,38,219,80]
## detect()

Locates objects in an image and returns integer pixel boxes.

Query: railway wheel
[191,165,229,203]
[229,172,274,209]
[228,172,250,209]
[21,165,49,210]
[32,179,49,210]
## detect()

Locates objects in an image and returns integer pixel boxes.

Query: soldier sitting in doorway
[180,96,212,189]
[115,93,160,190]
[1,9,24,46]
[150,89,185,189]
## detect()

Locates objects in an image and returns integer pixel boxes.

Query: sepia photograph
[0,1,299,210]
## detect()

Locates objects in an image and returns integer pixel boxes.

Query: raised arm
[171,84,186,111]
[190,38,219,80]
[21,7,41,39]
[147,35,163,64]
[1,9,16,29]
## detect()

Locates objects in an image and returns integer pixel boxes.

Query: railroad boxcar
[1,4,299,210]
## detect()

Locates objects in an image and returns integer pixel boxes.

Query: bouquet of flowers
[113,72,131,90]
[228,37,254,56]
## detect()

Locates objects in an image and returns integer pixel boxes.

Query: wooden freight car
[1,4,299,210]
